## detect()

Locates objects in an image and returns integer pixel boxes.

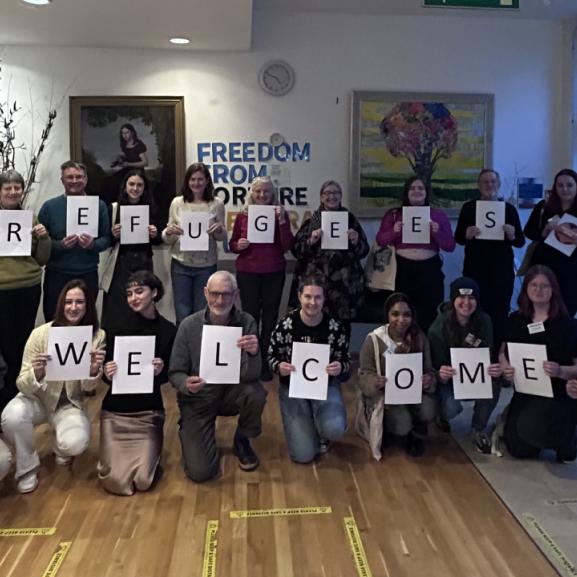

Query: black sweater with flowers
[267,309,350,387]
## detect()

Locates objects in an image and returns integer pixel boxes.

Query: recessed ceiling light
[22,0,51,5]
[170,37,190,45]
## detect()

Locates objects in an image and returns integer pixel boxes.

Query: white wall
[1,10,570,324]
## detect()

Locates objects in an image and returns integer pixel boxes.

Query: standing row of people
[1,161,577,492]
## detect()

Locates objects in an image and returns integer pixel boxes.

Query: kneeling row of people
[1,265,576,496]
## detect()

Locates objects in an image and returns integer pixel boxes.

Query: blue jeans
[171,259,216,323]
[278,382,347,463]
[438,379,501,432]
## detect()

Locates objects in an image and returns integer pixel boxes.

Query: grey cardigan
[168,306,261,396]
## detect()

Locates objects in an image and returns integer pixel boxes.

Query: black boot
[233,431,260,471]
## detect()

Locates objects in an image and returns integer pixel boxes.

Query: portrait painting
[69,96,185,225]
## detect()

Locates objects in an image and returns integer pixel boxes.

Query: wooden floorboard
[0,376,559,577]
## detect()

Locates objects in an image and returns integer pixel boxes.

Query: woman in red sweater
[230,177,294,380]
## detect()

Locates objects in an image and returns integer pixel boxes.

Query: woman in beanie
[358,293,436,458]
[428,277,503,453]
[500,265,577,461]
[99,271,176,495]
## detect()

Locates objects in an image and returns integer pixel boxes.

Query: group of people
[0,159,576,497]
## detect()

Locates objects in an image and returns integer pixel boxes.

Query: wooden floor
[0,376,559,577]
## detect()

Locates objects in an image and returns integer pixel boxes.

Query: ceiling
[1,0,576,52]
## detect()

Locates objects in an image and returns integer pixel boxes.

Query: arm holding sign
[207,199,226,241]
[376,210,401,247]
[328,318,351,379]
[277,208,295,252]
[161,198,184,245]
[229,212,249,253]
[523,201,548,241]
[238,315,262,383]
[292,217,319,257]
[358,334,387,396]
[505,202,525,247]
[430,209,456,252]
[168,322,197,396]
[16,325,51,396]
[455,201,478,244]
[31,216,51,266]
[421,338,437,393]
[347,213,369,258]
[91,200,111,253]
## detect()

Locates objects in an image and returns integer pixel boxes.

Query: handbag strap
[370,333,382,377]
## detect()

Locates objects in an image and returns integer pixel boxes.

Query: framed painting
[69,96,185,225]
[350,91,494,217]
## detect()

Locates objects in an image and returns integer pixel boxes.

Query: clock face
[259,60,295,96]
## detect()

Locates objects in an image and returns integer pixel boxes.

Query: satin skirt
[98,410,164,496]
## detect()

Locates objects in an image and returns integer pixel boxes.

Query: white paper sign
[507,342,553,398]
[0,210,33,256]
[45,325,93,381]
[66,196,99,237]
[199,325,242,384]
[111,336,155,394]
[475,201,505,240]
[247,205,275,243]
[544,213,577,257]
[402,207,430,244]
[321,211,348,250]
[384,352,423,405]
[450,347,492,400]
[180,212,210,251]
[289,342,330,400]
[120,205,150,245]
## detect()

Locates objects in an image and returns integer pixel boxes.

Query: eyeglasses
[322,190,341,197]
[207,291,235,300]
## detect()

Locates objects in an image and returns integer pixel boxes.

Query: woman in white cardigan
[1,279,105,493]
[0,352,12,482]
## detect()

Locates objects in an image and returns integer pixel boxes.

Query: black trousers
[177,382,267,482]
[395,254,444,334]
[43,269,99,322]
[237,270,285,364]
[0,284,41,413]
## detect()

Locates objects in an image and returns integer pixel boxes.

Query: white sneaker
[55,455,72,466]
[17,471,38,494]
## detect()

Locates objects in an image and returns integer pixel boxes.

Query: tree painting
[350,91,493,217]
[379,102,458,187]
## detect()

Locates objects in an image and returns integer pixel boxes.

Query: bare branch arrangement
[0,61,57,205]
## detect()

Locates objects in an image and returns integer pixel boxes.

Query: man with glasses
[38,161,110,321]
[169,270,267,482]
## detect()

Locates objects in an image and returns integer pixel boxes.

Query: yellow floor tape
[41,542,72,577]
[344,517,373,577]
[0,527,56,537]
[230,506,332,519]
[523,514,577,577]
[202,520,218,577]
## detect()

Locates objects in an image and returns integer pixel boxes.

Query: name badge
[465,333,482,348]
[528,322,545,335]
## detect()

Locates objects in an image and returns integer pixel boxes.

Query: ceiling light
[22,0,52,5]
[170,37,190,45]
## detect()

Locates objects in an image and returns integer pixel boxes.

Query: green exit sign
[424,0,519,8]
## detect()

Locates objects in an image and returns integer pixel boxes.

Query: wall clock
[259,60,295,96]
